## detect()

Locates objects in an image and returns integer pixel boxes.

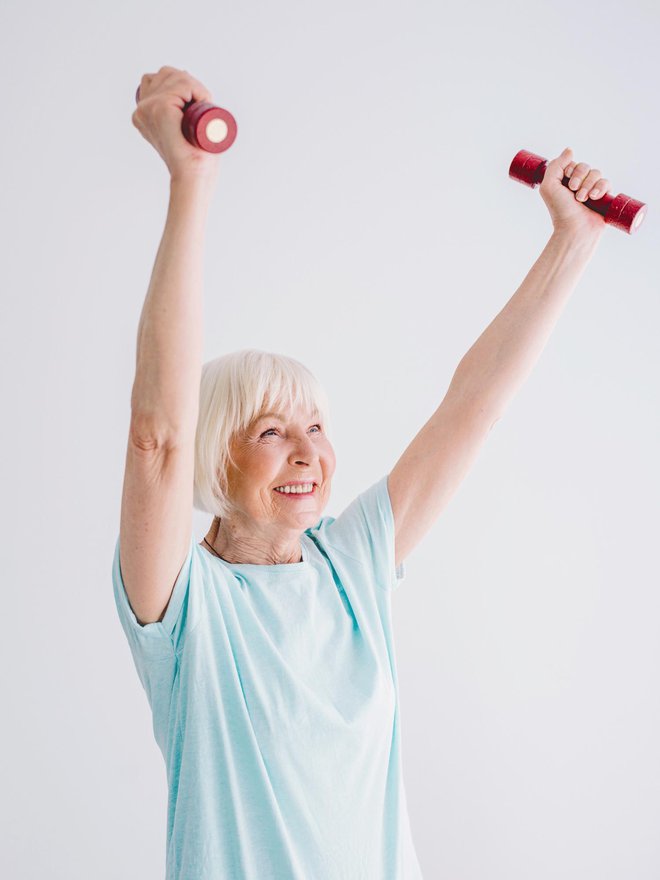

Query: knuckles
[138,66,189,99]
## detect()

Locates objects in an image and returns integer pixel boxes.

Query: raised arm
[119,67,220,626]
[389,148,608,569]
[130,66,220,442]
[129,172,212,445]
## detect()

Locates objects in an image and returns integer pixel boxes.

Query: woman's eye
[260,424,322,438]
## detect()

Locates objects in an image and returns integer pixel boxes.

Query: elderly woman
[114,67,609,880]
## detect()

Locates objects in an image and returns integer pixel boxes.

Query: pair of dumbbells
[134,84,646,234]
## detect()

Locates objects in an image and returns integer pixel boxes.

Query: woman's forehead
[255,406,320,422]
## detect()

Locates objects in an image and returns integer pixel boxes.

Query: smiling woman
[193,348,333,522]
[113,66,423,880]
[113,343,420,877]
[194,353,337,566]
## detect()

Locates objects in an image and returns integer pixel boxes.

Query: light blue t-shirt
[112,473,423,880]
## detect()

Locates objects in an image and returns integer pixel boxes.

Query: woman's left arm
[389,148,610,568]
[449,145,611,420]
[448,225,601,423]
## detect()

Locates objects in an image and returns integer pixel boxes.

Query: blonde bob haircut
[193,349,332,519]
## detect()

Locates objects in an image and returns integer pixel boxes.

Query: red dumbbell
[135,85,237,154]
[509,149,647,235]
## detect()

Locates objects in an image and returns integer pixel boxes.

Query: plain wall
[1,0,658,877]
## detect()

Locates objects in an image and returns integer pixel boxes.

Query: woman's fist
[132,66,220,180]
[539,147,611,238]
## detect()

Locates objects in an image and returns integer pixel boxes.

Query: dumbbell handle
[509,149,647,235]
[134,85,237,154]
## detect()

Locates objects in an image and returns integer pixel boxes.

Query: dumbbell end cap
[607,194,648,234]
[509,149,546,188]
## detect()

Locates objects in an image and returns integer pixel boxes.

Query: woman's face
[225,405,336,533]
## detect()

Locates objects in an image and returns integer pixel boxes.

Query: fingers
[136,72,154,103]
[159,67,214,103]
[565,160,611,202]
[137,67,214,105]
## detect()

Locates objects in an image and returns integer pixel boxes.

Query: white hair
[193,349,332,518]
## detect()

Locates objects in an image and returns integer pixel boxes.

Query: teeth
[274,483,314,494]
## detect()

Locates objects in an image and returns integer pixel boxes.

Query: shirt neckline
[198,532,311,569]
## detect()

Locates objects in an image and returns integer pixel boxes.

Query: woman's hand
[132,66,221,182]
[539,147,611,240]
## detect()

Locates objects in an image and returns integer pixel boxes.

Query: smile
[273,484,316,495]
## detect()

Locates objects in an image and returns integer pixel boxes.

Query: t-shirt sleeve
[111,533,196,708]
[320,473,406,592]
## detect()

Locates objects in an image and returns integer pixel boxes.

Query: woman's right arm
[130,174,213,445]
[119,68,221,627]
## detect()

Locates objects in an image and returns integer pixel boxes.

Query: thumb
[547,146,573,181]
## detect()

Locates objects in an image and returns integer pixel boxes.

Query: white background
[1,0,659,877]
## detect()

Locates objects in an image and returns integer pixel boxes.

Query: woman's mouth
[273,483,317,498]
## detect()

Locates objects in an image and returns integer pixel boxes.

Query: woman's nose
[291,439,316,461]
